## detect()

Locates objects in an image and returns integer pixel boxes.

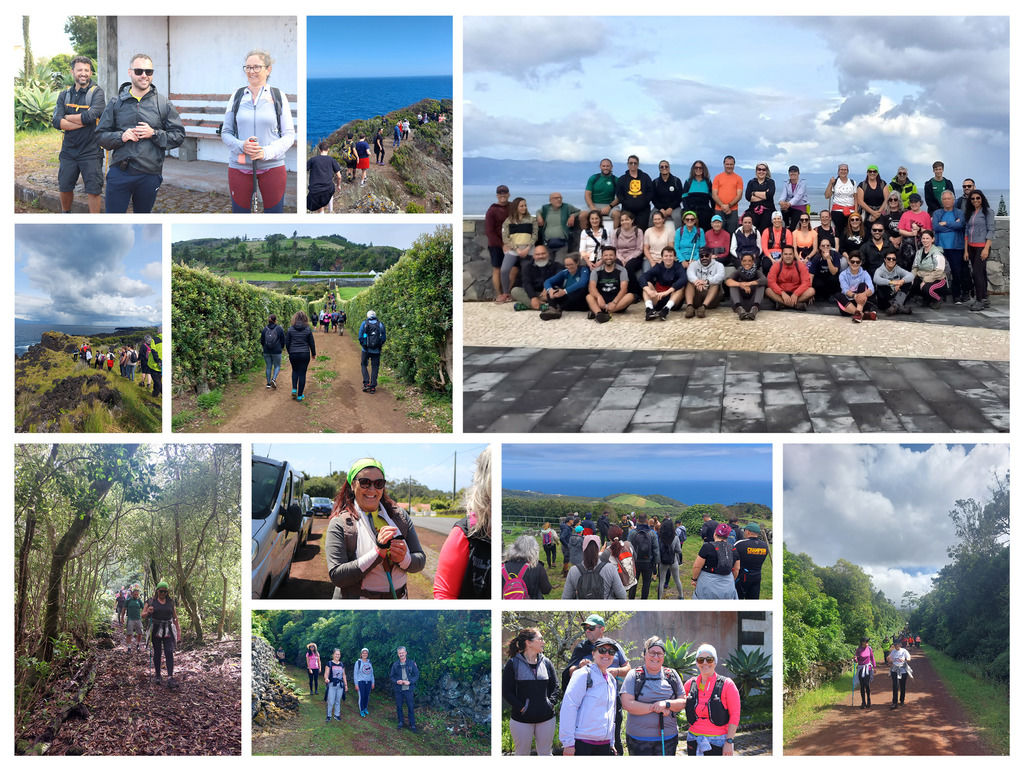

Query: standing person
[307,142,342,213]
[373,128,385,164]
[540,522,558,568]
[221,49,295,213]
[824,163,856,237]
[355,133,371,186]
[712,155,743,233]
[354,648,375,717]
[559,517,573,577]
[924,160,953,214]
[744,162,776,233]
[563,535,627,600]
[500,197,539,301]
[306,643,322,695]
[284,310,316,401]
[691,524,739,600]
[324,648,349,720]
[615,154,654,228]
[116,586,127,625]
[392,121,402,148]
[559,636,623,756]
[778,165,808,231]
[563,615,631,755]
[681,159,714,230]
[683,644,741,756]
[890,166,918,210]
[733,523,769,600]
[433,446,492,599]
[856,165,890,227]
[887,639,911,709]
[390,646,419,731]
[124,587,144,652]
[141,581,180,687]
[52,56,106,213]
[358,310,386,394]
[96,53,185,213]
[260,313,285,390]
[502,535,552,600]
[657,518,684,599]
[503,628,557,756]
[584,158,620,226]
[627,514,660,600]
[932,190,967,303]
[651,160,684,229]
[602,525,638,599]
[137,337,152,390]
[620,637,684,756]
[855,637,875,709]
[963,189,996,311]
[144,333,162,398]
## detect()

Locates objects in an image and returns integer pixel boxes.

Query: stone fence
[463,216,1009,300]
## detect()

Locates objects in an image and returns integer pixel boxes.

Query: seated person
[586,246,635,322]
[873,251,914,315]
[730,214,765,274]
[725,253,766,321]
[807,236,844,300]
[684,247,725,318]
[760,211,793,263]
[834,255,876,322]
[704,214,733,278]
[911,229,947,309]
[642,246,687,321]
[511,244,563,311]
[765,245,814,310]
[539,253,591,320]
[674,210,705,266]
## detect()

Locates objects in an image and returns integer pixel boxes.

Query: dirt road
[786,649,993,755]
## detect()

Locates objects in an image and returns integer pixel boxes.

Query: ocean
[15,322,119,357]
[307,75,453,145]
[503,479,772,507]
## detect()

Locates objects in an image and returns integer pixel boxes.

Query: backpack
[632,528,653,565]
[347,143,358,162]
[129,349,139,363]
[659,533,675,565]
[574,564,604,600]
[223,85,283,137]
[542,530,553,546]
[455,516,490,600]
[501,562,529,600]
[264,325,281,348]
[711,541,734,576]
[677,525,687,543]
[362,319,383,350]
[684,675,730,727]
[632,665,683,701]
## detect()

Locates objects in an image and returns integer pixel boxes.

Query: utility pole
[452,451,457,508]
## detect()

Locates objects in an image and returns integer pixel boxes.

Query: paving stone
[795,372,835,391]
[765,404,813,433]
[840,383,884,405]
[681,386,726,410]
[486,411,549,433]
[763,385,805,407]
[897,413,953,433]
[581,409,635,433]
[673,407,722,432]
[594,387,645,411]
[612,366,658,387]
[726,372,763,394]
[626,422,676,433]
[462,371,510,393]
[849,404,903,432]
[808,414,858,432]
[632,393,684,424]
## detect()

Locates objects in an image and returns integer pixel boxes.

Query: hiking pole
[659,712,665,756]
[250,152,261,213]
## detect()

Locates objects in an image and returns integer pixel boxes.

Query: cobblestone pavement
[463,347,1009,434]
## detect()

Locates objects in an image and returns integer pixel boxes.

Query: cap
[867,164,879,172]
[496,184,509,194]
[696,643,718,660]
[744,522,762,534]
[771,210,783,220]
[156,581,169,590]
[582,534,601,552]
[584,614,605,627]
[908,193,923,203]
[594,636,619,649]
[715,523,732,538]
[574,525,583,533]
[711,214,723,223]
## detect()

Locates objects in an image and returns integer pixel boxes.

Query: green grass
[172,409,199,431]
[196,389,223,411]
[783,671,852,745]
[336,287,365,300]
[921,644,1008,754]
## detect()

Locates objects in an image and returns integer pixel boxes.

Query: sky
[307,16,453,78]
[252,443,487,492]
[15,224,162,326]
[784,444,1009,602]
[463,15,1009,186]
[171,224,432,250]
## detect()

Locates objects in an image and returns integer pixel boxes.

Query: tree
[22,17,33,79]
[64,16,97,60]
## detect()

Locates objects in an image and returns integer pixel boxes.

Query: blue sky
[253,443,487,491]
[15,224,162,326]
[464,15,1009,186]
[171,224,433,250]
[307,16,452,78]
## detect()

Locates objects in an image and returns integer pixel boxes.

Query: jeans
[637,562,655,599]
[891,671,907,704]
[153,635,175,677]
[289,351,310,396]
[361,351,380,389]
[105,164,162,213]
[327,681,344,717]
[357,680,371,713]
[395,688,415,727]
[264,352,281,384]
[967,245,989,300]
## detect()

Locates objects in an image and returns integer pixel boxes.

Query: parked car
[252,455,312,599]
[311,496,333,516]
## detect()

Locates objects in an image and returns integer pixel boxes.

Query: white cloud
[139,261,163,280]
[862,565,938,605]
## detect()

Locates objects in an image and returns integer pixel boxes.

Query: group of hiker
[113,582,181,686]
[503,615,741,756]
[298,642,420,731]
[316,307,347,334]
[853,632,920,710]
[503,511,768,601]
[75,335,162,397]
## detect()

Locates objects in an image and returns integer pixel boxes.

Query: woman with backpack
[502,628,557,755]
[601,525,638,599]
[501,535,551,600]
[433,446,491,599]
[681,643,740,755]
[657,519,684,600]
[141,581,180,687]
[691,523,739,600]
[563,536,626,600]
[284,310,316,401]
[354,648,375,717]
[324,648,348,721]
[620,637,683,756]
[540,522,558,568]
[260,313,285,389]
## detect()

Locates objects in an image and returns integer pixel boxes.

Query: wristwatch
[663,700,671,711]
[725,738,735,745]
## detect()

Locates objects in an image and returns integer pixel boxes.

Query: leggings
[375,145,385,163]
[543,543,557,567]
[509,717,555,756]
[919,277,947,302]
[967,245,988,300]
[289,351,310,396]
[308,669,319,693]
[891,671,907,704]
[860,676,872,705]
[658,562,684,599]
[153,635,175,677]
[357,680,371,712]
[500,252,524,294]
[229,166,286,213]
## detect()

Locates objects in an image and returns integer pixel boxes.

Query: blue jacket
[358,318,387,354]
[543,265,591,298]
[932,208,965,251]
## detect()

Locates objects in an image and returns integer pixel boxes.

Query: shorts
[307,187,334,211]
[346,159,357,170]
[125,619,143,636]
[357,157,370,170]
[58,152,103,195]
[488,245,504,268]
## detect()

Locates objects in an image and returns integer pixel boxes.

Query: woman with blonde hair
[540,521,558,568]
[434,447,492,599]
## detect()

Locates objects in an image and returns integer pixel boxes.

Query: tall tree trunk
[16,445,59,655]
[217,570,227,640]
[178,581,203,645]
[22,17,33,78]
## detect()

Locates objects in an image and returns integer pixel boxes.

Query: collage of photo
[7,8,1013,764]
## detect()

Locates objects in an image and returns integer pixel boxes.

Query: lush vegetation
[16,16,94,131]
[172,233,402,275]
[171,264,307,394]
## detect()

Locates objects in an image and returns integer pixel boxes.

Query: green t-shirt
[586,172,617,206]
[125,597,144,621]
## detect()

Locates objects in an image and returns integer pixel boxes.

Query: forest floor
[785,648,994,755]
[252,664,487,755]
[273,515,443,600]
[174,328,436,433]
[21,623,241,755]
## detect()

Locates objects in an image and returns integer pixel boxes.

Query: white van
[252,455,312,599]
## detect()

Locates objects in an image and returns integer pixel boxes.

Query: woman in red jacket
[433,447,491,599]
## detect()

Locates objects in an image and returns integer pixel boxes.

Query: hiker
[393,121,402,148]
[337,308,347,335]
[601,525,638,599]
[390,646,419,731]
[124,586,144,651]
[682,643,740,755]
[503,628,557,755]
[559,516,573,576]
[355,133,371,186]
[657,518,684,599]
[628,514,660,600]
[855,637,875,708]
[540,521,558,568]
[620,637,684,756]
[324,457,426,599]
[137,337,152,389]
[276,647,286,665]
[569,524,584,569]
[563,535,626,600]
[559,635,623,755]
[306,643,322,695]
[887,638,911,709]
[324,648,348,721]
[358,310,386,394]
[116,586,127,625]
[260,313,285,390]
[691,523,739,600]
[564,615,630,755]
[373,128,385,164]
[733,523,769,600]
[434,446,492,599]
[284,310,316,402]
[502,535,552,600]
[342,134,358,182]
[354,648,375,717]
[221,49,294,213]
[141,581,180,686]
[52,56,106,213]
[145,333,162,398]
[307,141,342,213]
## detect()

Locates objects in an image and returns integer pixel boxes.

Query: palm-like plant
[661,637,697,678]
[723,647,772,700]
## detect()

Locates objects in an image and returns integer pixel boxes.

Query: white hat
[696,643,718,660]
[367,310,377,319]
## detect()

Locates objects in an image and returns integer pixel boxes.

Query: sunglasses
[356,477,386,490]
[659,165,669,169]
[971,195,982,200]
[684,217,696,222]
[132,68,154,76]
[849,217,861,222]
[799,217,810,222]
[595,646,617,655]
[889,197,900,201]
[583,624,598,631]
[871,228,884,233]
[695,656,715,664]
[963,185,973,189]
[848,260,861,265]
[884,256,897,261]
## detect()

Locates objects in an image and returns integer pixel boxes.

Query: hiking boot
[362,385,370,392]
[795,302,807,311]
[968,300,983,311]
[512,302,529,311]
[747,306,759,320]
[929,300,942,310]
[326,716,332,722]
[645,307,657,321]
[297,395,304,402]
[595,311,611,323]
[166,676,178,688]
[271,379,277,390]
[539,307,562,320]
[852,311,862,323]
[982,298,991,309]
[954,296,963,305]
[397,722,405,729]
[884,305,897,316]
[587,310,596,320]
[291,389,297,398]
[658,306,670,320]
[866,310,877,320]
[696,305,706,318]
[684,304,696,318]
[369,387,376,394]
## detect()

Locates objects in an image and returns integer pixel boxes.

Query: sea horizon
[15,321,157,357]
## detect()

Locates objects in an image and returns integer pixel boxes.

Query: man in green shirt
[585,158,620,226]
[536,192,580,258]
[124,586,145,652]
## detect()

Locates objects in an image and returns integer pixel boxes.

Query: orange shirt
[712,172,743,212]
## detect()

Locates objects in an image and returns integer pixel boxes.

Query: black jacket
[96,83,185,175]
[616,170,654,213]
[502,654,557,723]
[260,324,285,355]
[285,323,316,358]
[52,81,106,155]
[651,174,684,211]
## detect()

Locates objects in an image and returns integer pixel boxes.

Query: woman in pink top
[679,643,740,755]
[306,643,322,694]
[854,637,875,708]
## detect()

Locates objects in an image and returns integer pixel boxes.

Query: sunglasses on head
[132,68,154,76]
[595,646,617,655]
[695,656,715,664]
[356,477,385,490]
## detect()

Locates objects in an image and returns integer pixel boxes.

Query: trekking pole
[659,712,665,756]
[250,153,261,213]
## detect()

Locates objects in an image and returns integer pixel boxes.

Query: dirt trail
[786,649,993,755]
[195,328,426,433]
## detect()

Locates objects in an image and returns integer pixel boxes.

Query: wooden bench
[169,91,298,160]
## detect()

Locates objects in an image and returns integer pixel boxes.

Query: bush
[15,82,58,131]
[405,202,425,213]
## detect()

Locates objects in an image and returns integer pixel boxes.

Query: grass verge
[783,671,851,746]
[921,644,1008,754]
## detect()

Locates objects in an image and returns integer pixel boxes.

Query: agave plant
[15,81,58,131]
[723,646,772,700]
[661,637,697,677]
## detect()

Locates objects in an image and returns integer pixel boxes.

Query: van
[252,455,312,599]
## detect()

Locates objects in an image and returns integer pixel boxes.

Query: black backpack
[264,325,281,348]
[632,665,683,701]
[362,319,382,350]
[633,529,653,565]
[659,533,675,565]
[711,541,734,576]
[574,564,604,600]
[221,85,284,137]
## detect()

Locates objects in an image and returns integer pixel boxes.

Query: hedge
[172,264,308,394]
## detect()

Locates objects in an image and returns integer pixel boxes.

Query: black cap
[594,636,619,649]
[496,184,509,194]
[788,165,800,173]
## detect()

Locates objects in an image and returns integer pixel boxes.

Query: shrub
[15,82,58,131]
[405,202,425,213]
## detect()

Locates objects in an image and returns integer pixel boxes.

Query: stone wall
[251,635,300,727]
[429,671,491,726]
[463,217,1010,300]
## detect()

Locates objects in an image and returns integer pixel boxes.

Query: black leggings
[289,352,310,396]
[891,671,907,704]
[543,543,557,567]
[860,677,871,705]
[309,669,319,692]
[153,635,175,677]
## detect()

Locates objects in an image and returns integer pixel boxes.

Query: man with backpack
[559,516,573,577]
[358,310,386,394]
[52,56,106,213]
[338,308,347,335]
[628,514,660,600]
[96,53,185,213]
[562,615,630,756]
[699,512,719,543]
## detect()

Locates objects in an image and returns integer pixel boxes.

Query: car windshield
[313,497,332,507]
[252,460,284,519]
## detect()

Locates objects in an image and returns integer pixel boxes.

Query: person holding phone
[324,458,425,599]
